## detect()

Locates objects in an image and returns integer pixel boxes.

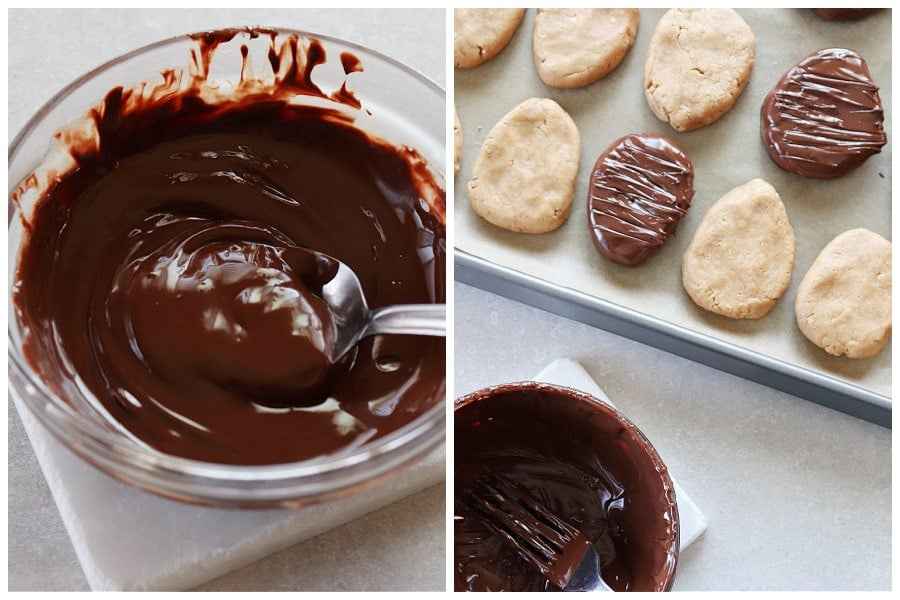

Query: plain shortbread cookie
[682,178,795,319]
[644,8,755,132]
[454,8,526,68]
[532,8,640,88]
[467,97,580,234]
[795,228,892,359]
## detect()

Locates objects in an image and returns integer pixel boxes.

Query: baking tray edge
[455,249,891,429]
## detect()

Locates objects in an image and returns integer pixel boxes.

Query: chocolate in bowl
[8,28,446,507]
[454,382,679,591]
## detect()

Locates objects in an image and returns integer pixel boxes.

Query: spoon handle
[366,304,446,337]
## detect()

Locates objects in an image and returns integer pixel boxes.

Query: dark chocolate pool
[11,28,446,466]
[455,382,679,592]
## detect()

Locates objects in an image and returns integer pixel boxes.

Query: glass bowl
[454,381,679,591]
[8,28,446,508]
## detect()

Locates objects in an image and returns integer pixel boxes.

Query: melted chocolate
[464,468,596,589]
[454,383,679,592]
[12,29,446,465]
[761,48,886,179]
[587,133,694,267]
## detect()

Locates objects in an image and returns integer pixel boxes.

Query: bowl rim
[8,25,446,162]
[454,380,679,590]
[8,25,446,507]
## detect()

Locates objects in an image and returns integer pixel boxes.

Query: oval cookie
[761,48,887,179]
[682,179,795,319]
[468,98,580,234]
[795,229,891,359]
[644,8,755,132]
[532,8,639,89]
[454,8,526,68]
[587,133,694,266]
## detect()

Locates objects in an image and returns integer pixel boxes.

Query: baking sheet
[453,8,891,424]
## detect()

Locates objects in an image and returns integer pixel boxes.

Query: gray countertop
[455,283,890,591]
[8,8,446,592]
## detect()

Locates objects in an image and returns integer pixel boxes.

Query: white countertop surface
[454,283,890,591]
[7,8,446,592]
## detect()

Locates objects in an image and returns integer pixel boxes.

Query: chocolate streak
[454,383,679,592]
[761,47,886,179]
[587,133,694,267]
[12,29,446,465]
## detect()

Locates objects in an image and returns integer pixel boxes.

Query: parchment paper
[454,8,891,400]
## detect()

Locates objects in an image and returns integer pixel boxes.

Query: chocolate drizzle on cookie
[761,47,886,179]
[587,133,694,266]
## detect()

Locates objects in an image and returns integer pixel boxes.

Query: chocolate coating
[12,29,446,465]
[587,133,694,266]
[761,48,886,179]
[454,382,679,592]
[811,8,881,21]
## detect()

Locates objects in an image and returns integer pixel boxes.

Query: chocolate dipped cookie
[761,47,886,179]
[587,133,694,266]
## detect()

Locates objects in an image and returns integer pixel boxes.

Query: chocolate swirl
[761,48,886,179]
[587,133,694,267]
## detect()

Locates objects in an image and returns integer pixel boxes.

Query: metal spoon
[309,249,446,362]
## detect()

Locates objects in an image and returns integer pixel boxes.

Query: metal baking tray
[456,251,890,427]
[453,8,891,428]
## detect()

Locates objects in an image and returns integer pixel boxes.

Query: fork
[464,468,614,592]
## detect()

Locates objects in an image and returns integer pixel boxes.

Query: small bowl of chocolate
[454,381,679,591]
[8,28,446,507]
